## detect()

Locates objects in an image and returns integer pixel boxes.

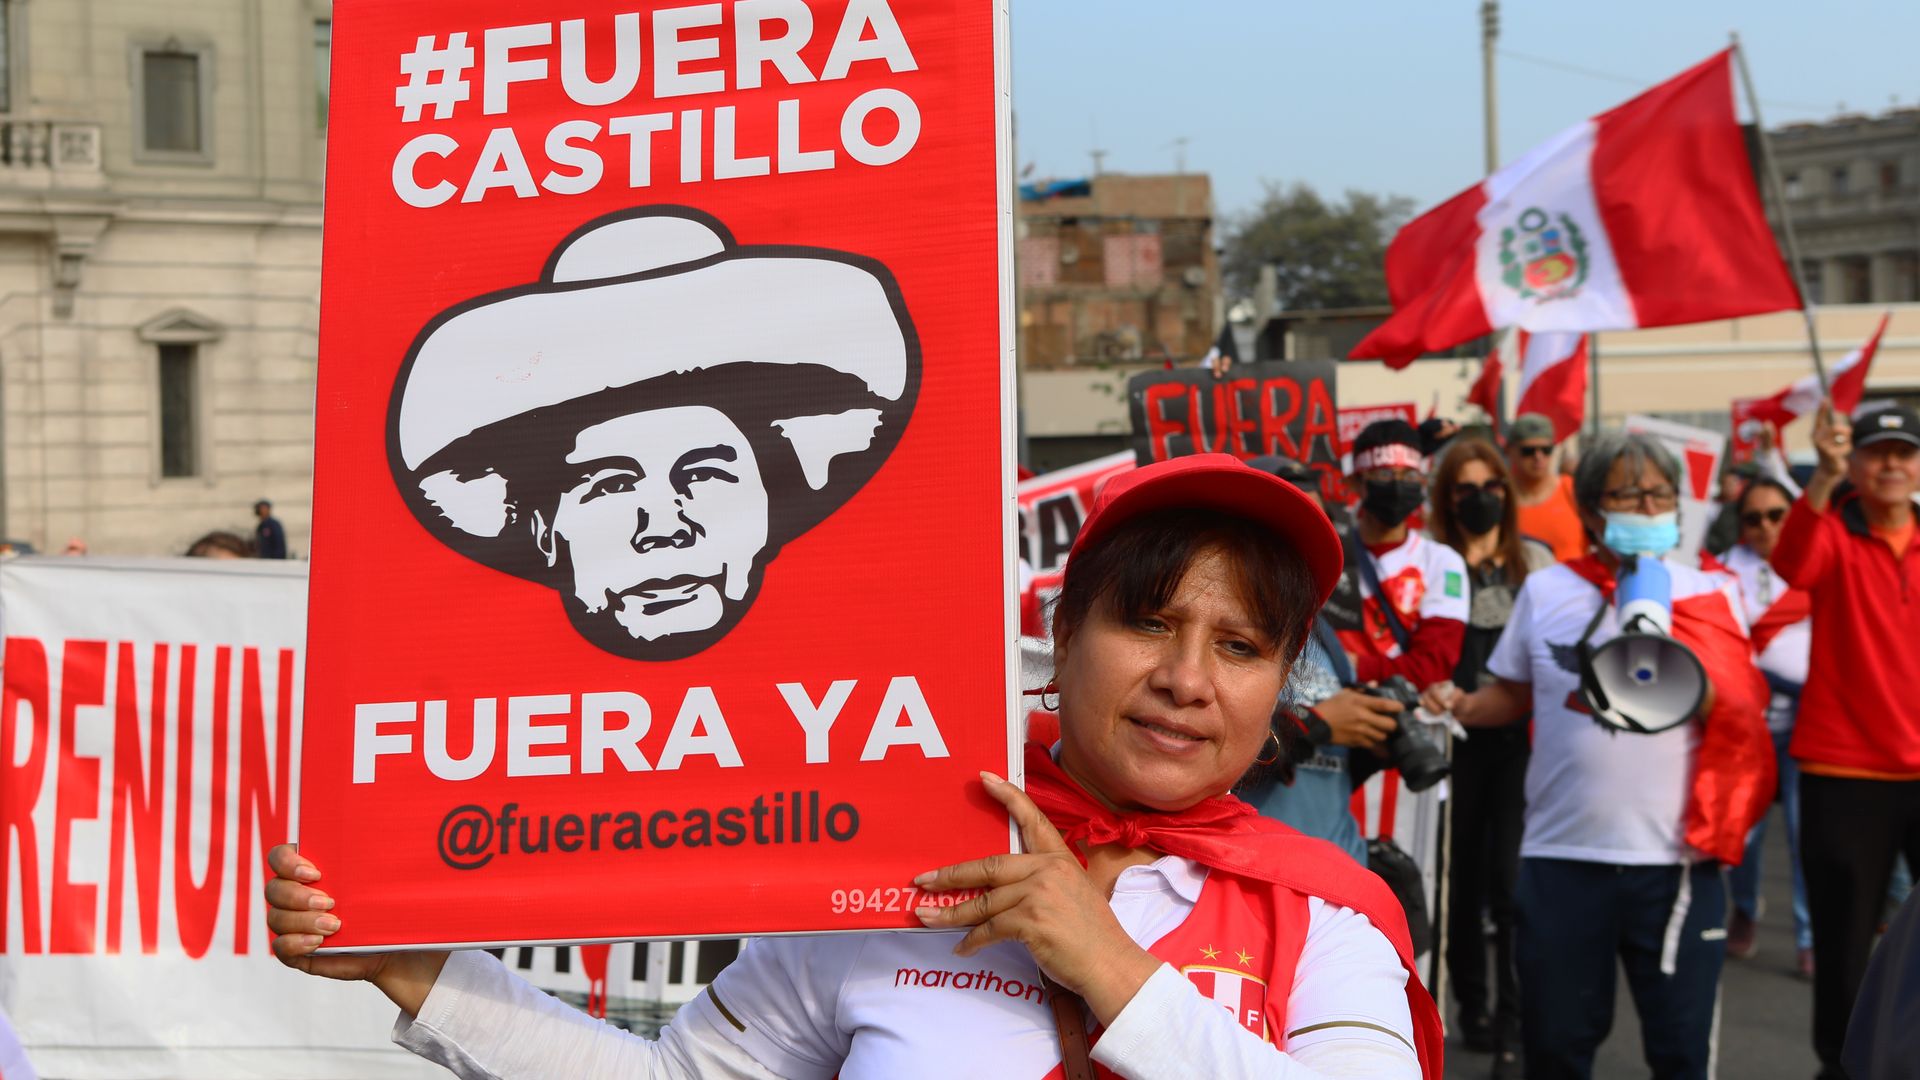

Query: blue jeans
[1516,858,1727,1080]
[1729,723,1812,949]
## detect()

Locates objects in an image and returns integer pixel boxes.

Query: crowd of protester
[1242,407,1920,1080]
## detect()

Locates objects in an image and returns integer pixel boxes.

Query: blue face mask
[1602,511,1680,556]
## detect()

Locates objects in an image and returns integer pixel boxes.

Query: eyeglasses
[1741,507,1788,528]
[1515,444,1554,459]
[1363,467,1424,485]
[1602,486,1679,511]
[1452,480,1508,499]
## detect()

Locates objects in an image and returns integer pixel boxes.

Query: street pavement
[1442,806,1824,1079]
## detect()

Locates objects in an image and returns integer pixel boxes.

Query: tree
[1222,182,1417,312]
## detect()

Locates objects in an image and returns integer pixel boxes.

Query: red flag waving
[1514,331,1588,441]
[1351,51,1799,367]
[1747,312,1890,428]
[1466,351,1503,422]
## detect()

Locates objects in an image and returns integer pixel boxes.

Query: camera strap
[1352,539,1414,654]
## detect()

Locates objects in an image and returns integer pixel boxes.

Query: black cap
[1246,454,1319,492]
[1854,405,1920,450]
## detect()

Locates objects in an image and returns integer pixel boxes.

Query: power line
[1496,48,1831,114]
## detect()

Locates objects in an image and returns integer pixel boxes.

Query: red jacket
[1771,493,1920,773]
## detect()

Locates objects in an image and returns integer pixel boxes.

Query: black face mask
[1362,478,1426,528]
[1455,488,1506,536]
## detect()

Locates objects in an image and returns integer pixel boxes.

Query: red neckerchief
[1563,553,1616,596]
[1022,743,1445,1078]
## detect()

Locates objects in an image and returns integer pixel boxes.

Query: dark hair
[186,530,254,558]
[1052,508,1319,661]
[1428,438,1532,587]
[1736,477,1795,519]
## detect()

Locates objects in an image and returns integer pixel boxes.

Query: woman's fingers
[263,876,333,914]
[266,905,342,940]
[914,879,1026,930]
[977,772,1072,856]
[914,851,1048,892]
[267,842,321,883]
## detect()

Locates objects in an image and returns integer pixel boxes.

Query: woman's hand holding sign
[911,773,1162,1027]
[264,844,448,1016]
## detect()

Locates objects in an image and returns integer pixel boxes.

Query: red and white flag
[1746,312,1890,428]
[1351,51,1799,367]
[1514,331,1589,441]
[1466,350,1503,421]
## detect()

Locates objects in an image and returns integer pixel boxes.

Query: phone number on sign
[830,886,982,915]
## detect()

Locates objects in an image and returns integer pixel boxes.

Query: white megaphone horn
[1577,556,1706,735]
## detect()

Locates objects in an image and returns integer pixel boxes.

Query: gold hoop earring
[1254,729,1284,767]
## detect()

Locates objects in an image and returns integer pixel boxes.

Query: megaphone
[1578,556,1706,735]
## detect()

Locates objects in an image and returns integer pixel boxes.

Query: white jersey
[1339,532,1469,664]
[395,856,1420,1079]
[1487,560,1744,865]
[1721,544,1810,688]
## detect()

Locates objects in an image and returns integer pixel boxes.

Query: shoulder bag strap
[1353,541,1414,653]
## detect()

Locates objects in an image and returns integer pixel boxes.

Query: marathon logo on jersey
[1181,962,1270,1040]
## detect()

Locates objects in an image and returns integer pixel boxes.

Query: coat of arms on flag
[1182,959,1271,1039]
[1500,207,1589,301]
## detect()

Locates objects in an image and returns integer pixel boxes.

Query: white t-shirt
[394,856,1420,1079]
[1721,544,1810,687]
[1487,560,1743,865]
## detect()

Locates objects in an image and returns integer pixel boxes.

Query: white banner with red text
[0,557,447,1079]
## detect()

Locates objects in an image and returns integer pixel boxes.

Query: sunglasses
[1515,444,1554,459]
[1741,507,1788,528]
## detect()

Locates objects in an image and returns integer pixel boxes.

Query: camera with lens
[1365,675,1451,792]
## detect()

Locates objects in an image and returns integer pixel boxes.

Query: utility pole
[1481,0,1499,174]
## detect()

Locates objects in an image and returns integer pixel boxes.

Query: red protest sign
[301,1,1014,949]
[1337,404,1420,453]
[1730,397,1771,464]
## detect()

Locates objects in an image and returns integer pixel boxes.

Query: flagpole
[1587,333,1600,437]
[1730,33,1830,392]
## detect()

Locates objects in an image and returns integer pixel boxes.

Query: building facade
[0,0,330,556]
[1770,107,1920,305]
[1015,173,1219,468]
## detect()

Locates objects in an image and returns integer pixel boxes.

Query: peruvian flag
[1351,51,1799,367]
[1514,331,1589,441]
[1745,312,1890,428]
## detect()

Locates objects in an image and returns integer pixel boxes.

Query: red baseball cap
[1068,453,1343,607]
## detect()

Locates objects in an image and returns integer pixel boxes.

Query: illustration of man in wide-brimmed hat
[389,206,921,660]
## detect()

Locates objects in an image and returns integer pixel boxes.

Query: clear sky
[1010,1,1919,222]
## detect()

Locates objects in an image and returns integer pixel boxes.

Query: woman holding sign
[266,454,1442,1078]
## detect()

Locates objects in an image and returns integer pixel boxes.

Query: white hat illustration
[388,205,921,587]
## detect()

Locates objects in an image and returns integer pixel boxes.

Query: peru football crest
[1181,960,1270,1040]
